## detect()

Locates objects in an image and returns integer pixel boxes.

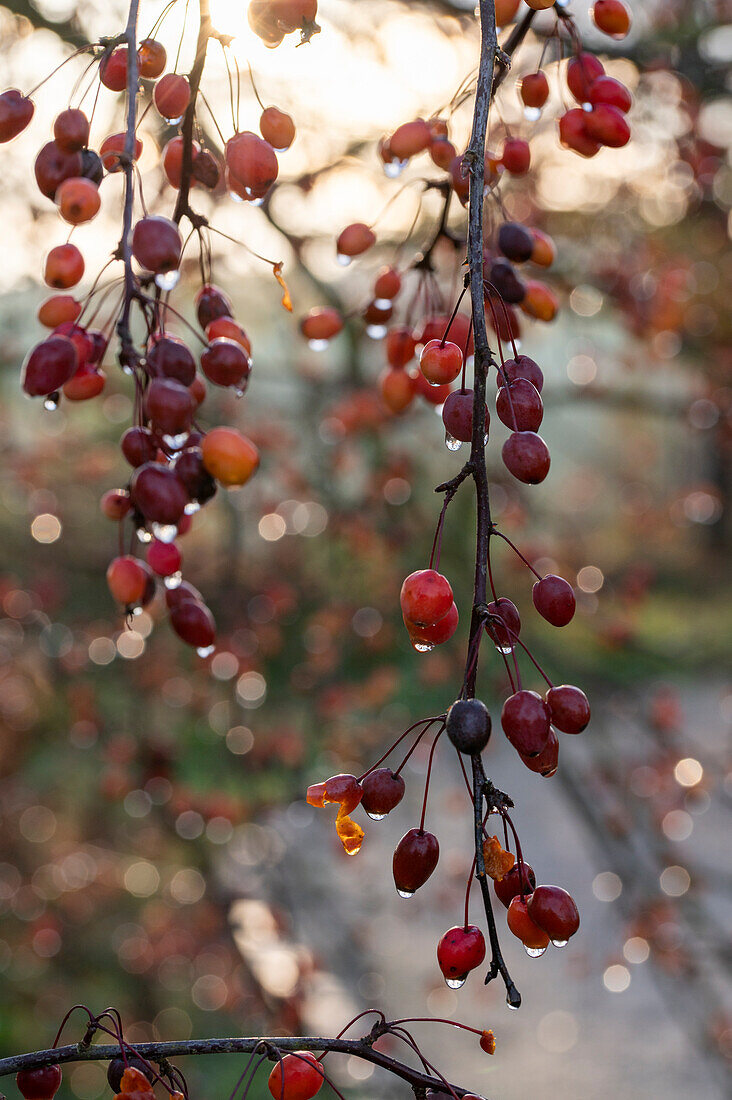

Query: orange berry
[521,280,558,322]
[507,895,550,950]
[56,177,100,224]
[38,294,82,328]
[201,427,259,487]
[389,119,431,160]
[44,244,85,289]
[379,367,415,414]
[495,0,520,23]
[138,38,167,78]
[259,106,295,150]
[107,556,147,606]
[529,228,555,268]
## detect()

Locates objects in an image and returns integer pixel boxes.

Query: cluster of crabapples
[0,11,310,650]
[307,694,582,988]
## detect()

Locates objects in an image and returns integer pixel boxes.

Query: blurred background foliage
[0,0,730,1098]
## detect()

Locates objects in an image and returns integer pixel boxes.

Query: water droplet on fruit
[365,811,387,821]
[136,527,153,543]
[122,364,134,375]
[250,196,265,207]
[581,102,592,112]
[506,988,522,1009]
[167,114,184,125]
[552,939,568,948]
[396,887,415,899]
[43,392,60,411]
[229,189,245,203]
[524,945,547,958]
[366,324,387,339]
[155,270,180,292]
[197,644,215,657]
[308,338,329,352]
[163,432,189,450]
[131,605,144,616]
[184,501,200,515]
[152,522,178,543]
[523,106,541,122]
[164,572,182,589]
[445,976,466,989]
[445,430,462,452]
[383,158,407,178]
[412,641,434,653]
[374,297,392,309]
[336,252,352,267]
[496,643,515,655]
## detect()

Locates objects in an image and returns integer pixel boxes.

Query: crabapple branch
[462,0,520,1003]
[0,1034,482,1099]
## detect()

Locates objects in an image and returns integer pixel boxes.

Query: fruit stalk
[117,0,141,362]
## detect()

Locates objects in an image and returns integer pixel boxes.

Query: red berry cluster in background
[0,2,316,654]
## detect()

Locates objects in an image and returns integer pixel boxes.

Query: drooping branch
[0,1034,480,1098]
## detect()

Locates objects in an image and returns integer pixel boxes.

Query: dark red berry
[393,828,439,895]
[147,335,196,386]
[501,689,551,757]
[130,463,189,525]
[170,599,216,649]
[502,431,550,484]
[494,861,536,908]
[497,354,543,392]
[496,378,543,432]
[527,885,580,941]
[22,336,78,396]
[201,337,251,389]
[485,597,520,649]
[196,284,233,329]
[121,426,158,467]
[145,378,195,437]
[0,89,34,142]
[174,448,217,504]
[545,685,590,733]
[16,1067,62,1100]
[442,389,488,444]
[519,726,559,777]
[360,769,405,818]
[532,574,576,627]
